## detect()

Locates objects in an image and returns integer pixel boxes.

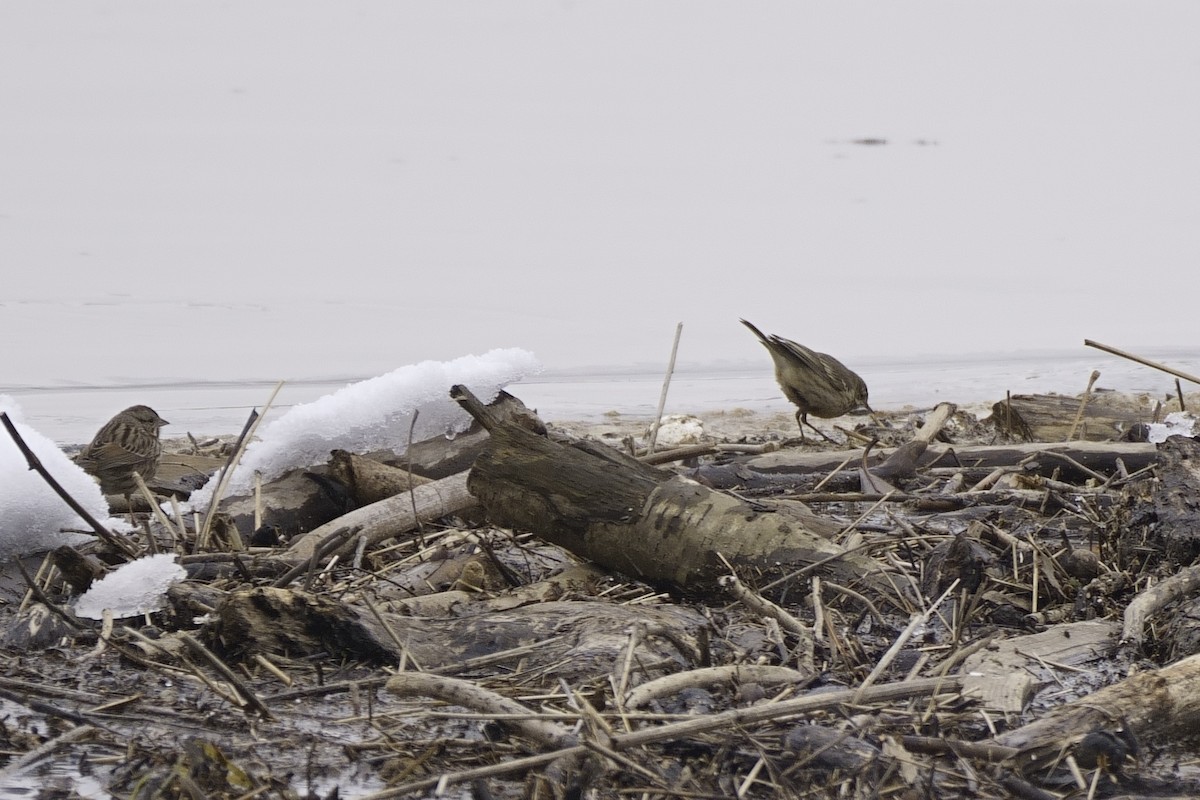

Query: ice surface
[0,396,130,559]
[187,348,541,510]
[1147,412,1196,444]
[73,553,187,620]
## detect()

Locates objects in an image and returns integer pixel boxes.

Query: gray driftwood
[451,385,904,604]
[282,471,475,563]
[987,391,1153,442]
[991,651,1200,777]
[715,441,1157,489]
[212,587,704,682]
[961,620,1121,714]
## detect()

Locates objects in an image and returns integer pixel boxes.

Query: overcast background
[3,2,1199,390]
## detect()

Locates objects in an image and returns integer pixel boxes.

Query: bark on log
[452,385,904,604]
[219,466,352,541]
[327,449,430,506]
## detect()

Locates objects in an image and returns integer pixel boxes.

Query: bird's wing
[77,441,148,469]
[769,336,827,374]
[773,337,862,394]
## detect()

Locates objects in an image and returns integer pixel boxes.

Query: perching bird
[740,319,872,442]
[75,405,169,499]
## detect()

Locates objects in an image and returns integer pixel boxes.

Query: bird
[1074,726,1138,776]
[75,405,169,501]
[740,319,872,443]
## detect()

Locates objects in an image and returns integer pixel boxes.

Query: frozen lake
[5,347,1199,445]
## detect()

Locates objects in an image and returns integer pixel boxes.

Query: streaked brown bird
[75,405,169,498]
[740,319,872,443]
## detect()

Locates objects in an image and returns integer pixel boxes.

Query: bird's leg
[793,410,807,443]
[807,421,840,445]
[122,493,136,526]
[799,412,839,445]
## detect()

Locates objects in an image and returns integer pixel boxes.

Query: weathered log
[282,471,475,564]
[960,620,1121,714]
[987,391,1155,442]
[721,441,1157,488]
[451,385,904,604]
[327,449,430,506]
[1141,435,1200,566]
[219,465,351,541]
[212,587,704,682]
[991,651,1200,779]
[393,389,548,479]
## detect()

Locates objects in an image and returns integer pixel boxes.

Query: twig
[623,664,812,710]
[1084,339,1200,385]
[362,595,424,672]
[133,472,178,543]
[178,632,272,719]
[386,673,576,749]
[0,723,96,783]
[1039,450,1109,485]
[15,557,86,631]
[646,321,683,455]
[1066,370,1101,442]
[0,412,137,558]
[812,451,858,493]
[640,443,717,465]
[271,526,357,588]
[613,623,644,716]
[199,380,283,541]
[853,580,959,703]
[406,408,425,548]
[719,572,812,638]
[365,674,965,799]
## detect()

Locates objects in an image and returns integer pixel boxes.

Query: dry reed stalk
[1066,369,1101,441]
[1085,338,1200,385]
[646,321,683,455]
[198,380,283,543]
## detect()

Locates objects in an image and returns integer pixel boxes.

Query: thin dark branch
[1,412,137,558]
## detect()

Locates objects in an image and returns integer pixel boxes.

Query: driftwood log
[450,385,905,605]
[987,391,1155,442]
[282,471,474,564]
[752,441,1154,480]
[989,652,1200,779]
[211,587,705,682]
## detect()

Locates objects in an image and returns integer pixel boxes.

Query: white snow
[651,415,707,447]
[0,396,130,559]
[1147,411,1196,444]
[187,348,541,510]
[73,553,187,620]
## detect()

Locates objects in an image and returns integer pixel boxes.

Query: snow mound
[73,553,187,620]
[0,396,131,559]
[188,348,541,509]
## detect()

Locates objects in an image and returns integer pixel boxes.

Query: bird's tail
[739,318,770,344]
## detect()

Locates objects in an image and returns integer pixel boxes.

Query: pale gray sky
[3,2,1199,386]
